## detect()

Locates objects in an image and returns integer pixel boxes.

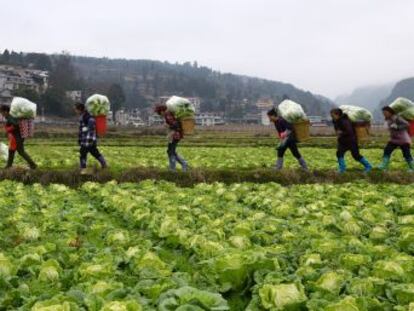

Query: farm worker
[330,108,372,173]
[379,106,414,171]
[155,104,188,172]
[75,103,107,174]
[0,105,37,169]
[267,108,308,171]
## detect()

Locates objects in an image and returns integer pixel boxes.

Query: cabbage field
[12,145,412,171]
[1,180,414,310]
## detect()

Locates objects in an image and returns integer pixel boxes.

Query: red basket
[409,120,414,137]
[95,115,107,137]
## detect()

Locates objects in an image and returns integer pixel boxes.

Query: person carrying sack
[267,108,308,171]
[330,108,372,173]
[75,103,107,174]
[155,104,188,172]
[379,106,414,172]
[0,105,37,169]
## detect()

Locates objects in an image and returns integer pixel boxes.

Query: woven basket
[293,120,310,142]
[181,118,195,135]
[354,123,370,142]
[19,119,34,139]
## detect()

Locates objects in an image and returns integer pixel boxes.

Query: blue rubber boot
[378,156,390,171]
[406,159,414,173]
[168,155,177,172]
[337,157,346,173]
[359,157,372,173]
[176,155,188,172]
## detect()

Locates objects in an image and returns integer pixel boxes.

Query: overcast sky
[1,0,414,98]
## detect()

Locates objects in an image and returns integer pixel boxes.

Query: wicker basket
[293,120,310,142]
[354,123,370,142]
[181,118,195,135]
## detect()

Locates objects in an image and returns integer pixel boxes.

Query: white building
[148,114,164,126]
[256,100,274,125]
[115,109,146,127]
[0,65,48,94]
[0,89,12,105]
[66,90,82,102]
[195,113,225,126]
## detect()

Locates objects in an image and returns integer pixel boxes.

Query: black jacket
[334,114,357,147]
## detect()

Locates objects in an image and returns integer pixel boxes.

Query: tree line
[1,50,333,118]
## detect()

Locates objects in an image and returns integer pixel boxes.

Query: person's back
[334,114,356,145]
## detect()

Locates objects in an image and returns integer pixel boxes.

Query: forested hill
[72,56,333,116]
[0,50,333,117]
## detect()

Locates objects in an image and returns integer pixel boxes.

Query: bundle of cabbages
[277,99,308,123]
[390,97,414,121]
[10,97,37,119]
[0,143,8,161]
[85,94,111,116]
[166,96,195,119]
[340,105,373,123]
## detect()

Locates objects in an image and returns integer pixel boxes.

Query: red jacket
[4,115,19,151]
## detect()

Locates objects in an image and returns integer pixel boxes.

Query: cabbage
[21,226,40,241]
[10,97,37,119]
[85,94,110,116]
[277,100,308,123]
[372,260,405,280]
[390,97,414,121]
[390,97,414,114]
[106,230,130,246]
[158,286,229,311]
[324,296,359,311]
[391,283,414,305]
[0,143,8,161]
[258,283,307,310]
[340,105,372,123]
[0,253,14,278]
[399,227,414,254]
[38,260,61,282]
[166,96,195,119]
[101,300,143,311]
[315,271,346,295]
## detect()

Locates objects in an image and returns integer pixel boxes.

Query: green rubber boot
[406,159,414,173]
[378,156,390,171]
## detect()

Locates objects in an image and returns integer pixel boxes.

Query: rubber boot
[378,156,390,171]
[98,155,107,169]
[168,155,177,172]
[406,159,414,173]
[176,155,188,172]
[275,158,283,170]
[359,157,372,173]
[298,158,309,171]
[5,150,15,169]
[337,157,346,173]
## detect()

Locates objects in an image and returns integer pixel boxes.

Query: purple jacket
[387,115,411,145]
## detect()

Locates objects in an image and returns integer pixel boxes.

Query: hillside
[0,50,333,117]
[335,83,394,112]
[72,56,333,116]
[373,77,414,119]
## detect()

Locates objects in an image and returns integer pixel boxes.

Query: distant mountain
[72,56,334,117]
[374,77,414,120]
[381,78,414,104]
[335,83,395,112]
